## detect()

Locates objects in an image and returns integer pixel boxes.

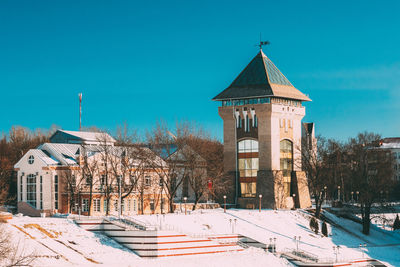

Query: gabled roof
[212,50,311,102]
[39,143,81,166]
[14,149,59,168]
[50,130,116,145]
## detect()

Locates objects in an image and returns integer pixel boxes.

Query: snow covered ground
[2,208,400,266]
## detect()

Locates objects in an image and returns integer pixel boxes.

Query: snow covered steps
[75,218,244,257]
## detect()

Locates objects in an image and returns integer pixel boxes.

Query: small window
[114,200,118,212]
[145,176,151,186]
[150,199,155,211]
[28,155,34,164]
[93,199,100,212]
[85,175,92,185]
[82,199,89,212]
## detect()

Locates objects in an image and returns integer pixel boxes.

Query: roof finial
[257,33,270,51]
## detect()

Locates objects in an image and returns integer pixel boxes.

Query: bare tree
[146,121,185,213]
[59,167,81,214]
[180,145,208,210]
[347,132,394,234]
[295,135,331,218]
[0,224,35,267]
[97,132,116,216]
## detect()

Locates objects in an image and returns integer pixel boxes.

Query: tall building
[212,48,312,209]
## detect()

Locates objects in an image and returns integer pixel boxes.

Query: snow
[2,208,400,267]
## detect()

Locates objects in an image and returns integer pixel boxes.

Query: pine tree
[322,221,328,236]
[393,214,400,231]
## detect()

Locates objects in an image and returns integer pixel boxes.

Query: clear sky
[1,0,399,141]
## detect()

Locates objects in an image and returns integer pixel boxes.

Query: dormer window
[28,155,34,164]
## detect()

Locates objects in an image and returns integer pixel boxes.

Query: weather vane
[256,33,270,50]
[257,40,270,50]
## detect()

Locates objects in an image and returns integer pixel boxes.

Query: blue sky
[1,0,399,141]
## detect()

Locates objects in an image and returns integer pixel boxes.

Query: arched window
[238,139,259,198]
[280,139,293,197]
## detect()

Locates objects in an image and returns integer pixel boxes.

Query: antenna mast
[78,93,82,131]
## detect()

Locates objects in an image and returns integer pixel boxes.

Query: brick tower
[212,47,312,209]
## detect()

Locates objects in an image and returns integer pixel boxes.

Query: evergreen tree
[310,217,319,234]
[393,214,400,231]
[322,221,328,236]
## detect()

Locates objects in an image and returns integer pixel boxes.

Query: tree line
[301,131,399,234]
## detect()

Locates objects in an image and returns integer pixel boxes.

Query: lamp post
[223,195,226,213]
[359,243,367,258]
[356,191,359,203]
[273,237,277,253]
[324,186,327,206]
[184,197,187,215]
[75,203,80,220]
[351,191,354,203]
[118,175,122,219]
[333,246,340,262]
[294,236,301,252]
[259,194,262,212]
[337,186,341,202]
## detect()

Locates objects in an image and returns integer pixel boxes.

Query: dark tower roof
[212,50,311,102]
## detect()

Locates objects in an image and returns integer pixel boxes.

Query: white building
[14,130,168,216]
[380,138,400,182]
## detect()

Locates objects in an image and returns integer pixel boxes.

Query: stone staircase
[75,218,244,257]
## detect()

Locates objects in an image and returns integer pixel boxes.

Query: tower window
[238,139,259,198]
[237,115,242,128]
[280,139,293,197]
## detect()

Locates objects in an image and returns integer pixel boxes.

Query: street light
[75,203,80,220]
[324,186,327,206]
[183,197,187,215]
[118,175,122,219]
[333,245,340,262]
[223,195,227,213]
[351,191,354,203]
[294,236,301,252]
[337,186,341,202]
[259,194,262,212]
[356,191,359,203]
[359,243,367,258]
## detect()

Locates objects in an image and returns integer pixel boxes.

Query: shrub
[310,217,319,234]
[393,214,400,231]
[322,221,328,236]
